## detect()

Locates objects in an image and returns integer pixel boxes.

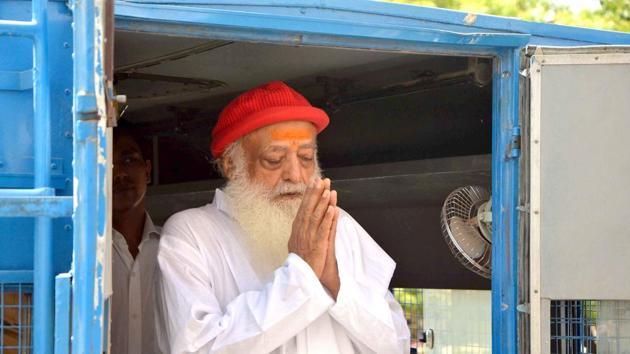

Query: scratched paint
[464,13,478,26]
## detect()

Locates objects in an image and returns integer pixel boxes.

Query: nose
[282,154,302,183]
[113,163,129,182]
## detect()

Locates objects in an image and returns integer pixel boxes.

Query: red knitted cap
[211,81,329,157]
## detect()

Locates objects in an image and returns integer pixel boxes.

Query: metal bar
[0,196,72,217]
[71,0,107,350]
[115,3,529,48]
[491,48,521,354]
[72,120,102,354]
[0,270,34,283]
[30,0,55,351]
[54,273,72,354]
[114,0,630,45]
[0,70,34,91]
[0,187,54,197]
[33,217,53,352]
[0,20,37,38]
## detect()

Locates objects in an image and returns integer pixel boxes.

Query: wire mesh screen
[393,288,424,354]
[550,300,630,354]
[1,283,33,354]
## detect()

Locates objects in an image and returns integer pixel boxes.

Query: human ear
[221,157,234,180]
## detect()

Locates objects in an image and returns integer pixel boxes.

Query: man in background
[111,122,161,353]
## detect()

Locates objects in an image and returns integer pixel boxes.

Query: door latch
[418,328,434,349]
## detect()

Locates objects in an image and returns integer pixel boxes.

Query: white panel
[529,47,630,354]
[422,289,491,353]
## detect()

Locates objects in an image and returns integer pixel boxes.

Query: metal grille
[1,283,33,353]
[392,288,424,354]
[550,300,630,354]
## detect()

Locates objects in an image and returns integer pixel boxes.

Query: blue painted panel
[491,49,521,354]
[115,0,630,45]
[0,1,73,195]
[0,0,74,275]
[0,217,73,274]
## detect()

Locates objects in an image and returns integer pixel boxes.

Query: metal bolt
[51,163,57,170]
[63,42,70,48]
[64,131,72,139]
[64,88,71,95]
[534,290,539,294]
[534,139,539,144]
[64,224,72,231]
[65,178,71,185]
[534,210,539,215]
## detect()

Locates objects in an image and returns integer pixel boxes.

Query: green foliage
[385,0,630,32]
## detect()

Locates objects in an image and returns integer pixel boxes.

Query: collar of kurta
[213,188,235,219]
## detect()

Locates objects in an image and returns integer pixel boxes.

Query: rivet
[534,139,539,144]
[63,42,70,48]
[64,224,72,231]
[65,178,71,185]
[534,290,539,294]
[534,210,539,215]
[64,88,71,95]
[50,163,57,170]
[64,131,72,139]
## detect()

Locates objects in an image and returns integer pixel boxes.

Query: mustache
[271,182,307,197]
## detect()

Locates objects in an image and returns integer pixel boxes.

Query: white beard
[223,177,305,281]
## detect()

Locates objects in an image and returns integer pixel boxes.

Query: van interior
[115,30,494,349]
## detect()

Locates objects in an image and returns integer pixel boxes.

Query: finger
[322,178,331,191]
[329,207,339,247]
[317,206,335,243]
[309,189,331,232]
[329,190,338,208]
[326,208,339,266]
[294,178,322,226]
[300,177,325,220]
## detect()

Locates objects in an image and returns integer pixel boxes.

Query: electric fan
[440,186,492,278]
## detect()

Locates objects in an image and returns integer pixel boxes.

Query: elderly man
[157,81,410,353]
[111,123,162,354]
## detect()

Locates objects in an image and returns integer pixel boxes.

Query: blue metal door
[0,0,113,352]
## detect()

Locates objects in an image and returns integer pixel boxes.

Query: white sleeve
[328,212,411,354]
[157,219,334,354]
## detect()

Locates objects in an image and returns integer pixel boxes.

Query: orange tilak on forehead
[270,127,313,142]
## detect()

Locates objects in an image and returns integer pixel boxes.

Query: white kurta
[157,189,410,354]
[111,213,162,354]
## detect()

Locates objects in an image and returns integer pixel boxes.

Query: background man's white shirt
[156,189,410,354]
[111,213,162,354]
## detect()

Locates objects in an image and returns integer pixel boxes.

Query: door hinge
[507,126,521,159]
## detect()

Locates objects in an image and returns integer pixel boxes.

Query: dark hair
[114,119,151,159]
